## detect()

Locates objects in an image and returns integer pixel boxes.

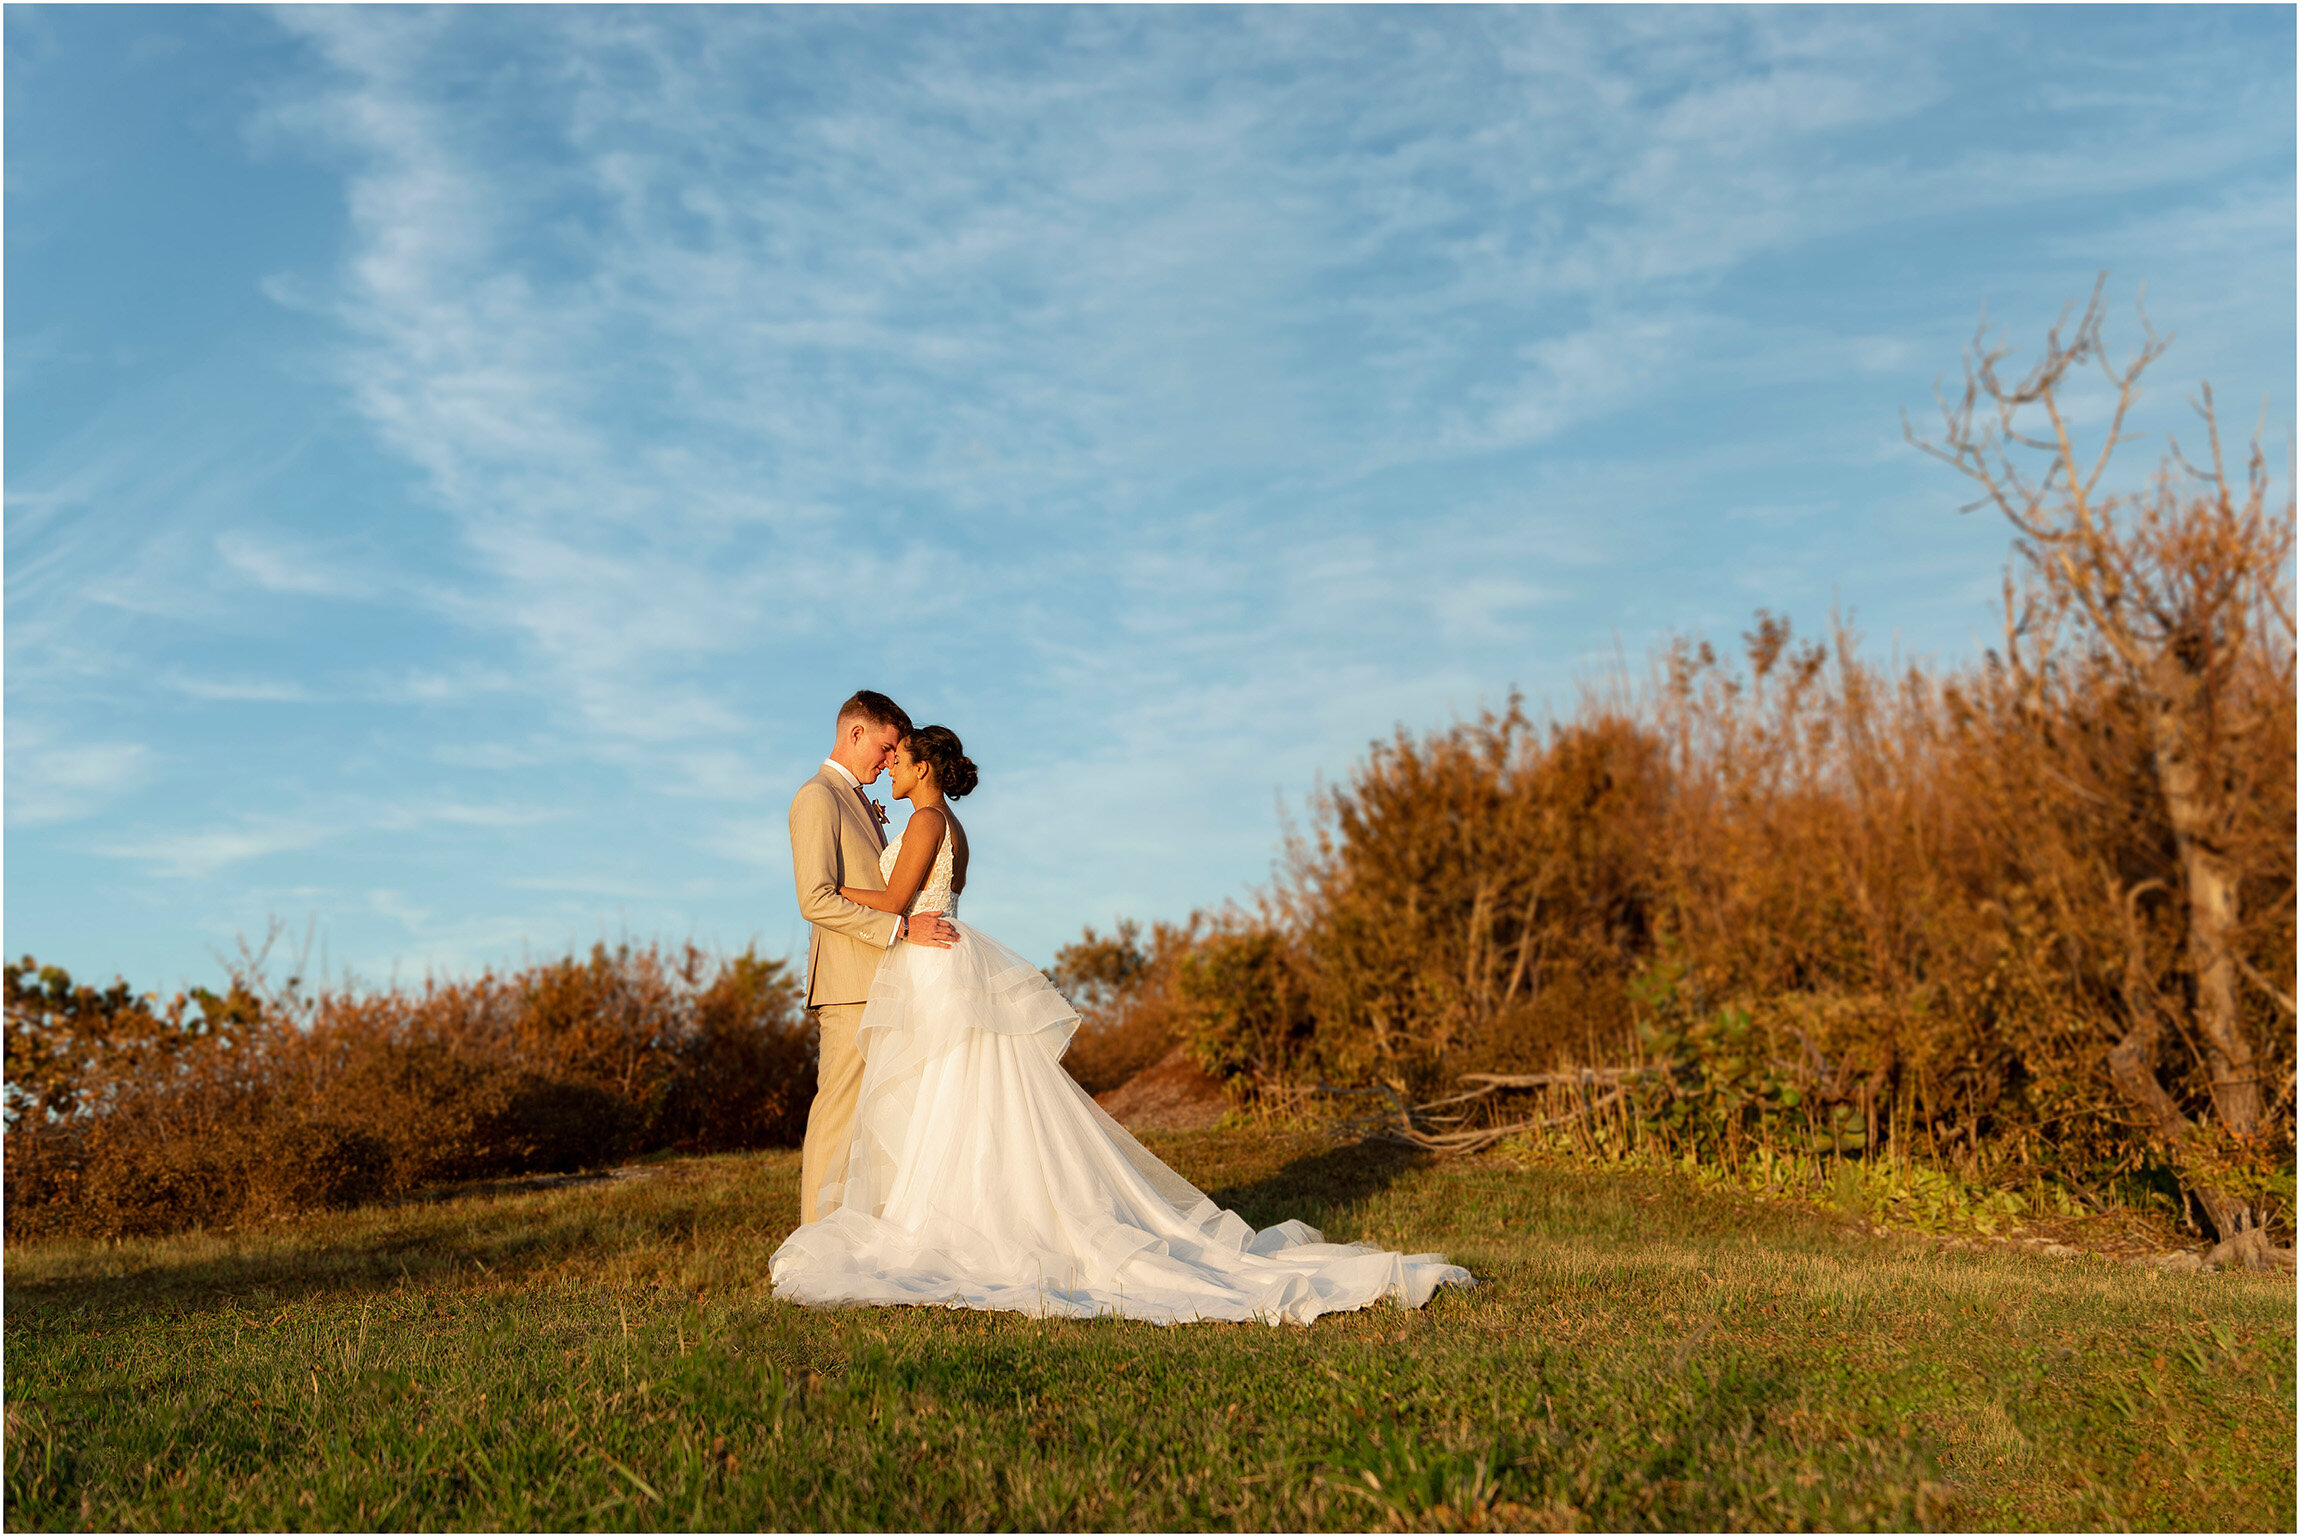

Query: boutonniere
[868,798,890,827]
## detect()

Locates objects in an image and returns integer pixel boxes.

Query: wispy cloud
[6,721,152,827]
[366,665,525,706]
[95,819,328,880]
[93,795,563,880]
[213,528,377,598]
[429,740,551,771]
[8,4,2288,986]
[259,7,2012,764]
[160,672,317,703]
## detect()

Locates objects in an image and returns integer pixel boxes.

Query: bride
[769,725,1472,1326]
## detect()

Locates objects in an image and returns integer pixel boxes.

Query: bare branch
[2233,953,2297,1019]
[2200,381,2229,503]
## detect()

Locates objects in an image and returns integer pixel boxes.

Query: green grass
[5,1130,2292,1531]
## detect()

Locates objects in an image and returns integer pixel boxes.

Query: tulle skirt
[769,920,1472,1326]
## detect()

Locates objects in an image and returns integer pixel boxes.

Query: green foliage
[1173,929,1315,1095]
[1051,919,1152,1009]
[1630,952,1825,1160]
[2171,1123,2300,1214]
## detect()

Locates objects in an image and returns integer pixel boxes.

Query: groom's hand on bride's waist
[901,912,958,949]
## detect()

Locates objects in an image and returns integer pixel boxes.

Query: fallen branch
[1410,1067,1653,1114]
[1320,1068,1660,1155]
[2233,953,2296,1018]
[1371,1087,1631,1155]
[1456,1067,1655,1089]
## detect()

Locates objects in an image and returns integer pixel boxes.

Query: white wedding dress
[769,823,1472,1325]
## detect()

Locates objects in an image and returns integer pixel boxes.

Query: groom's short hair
[836,690,912,736]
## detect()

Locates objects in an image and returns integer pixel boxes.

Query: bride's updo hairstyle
[904,725,978,799]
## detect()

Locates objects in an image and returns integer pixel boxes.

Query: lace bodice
[878,821,958,918]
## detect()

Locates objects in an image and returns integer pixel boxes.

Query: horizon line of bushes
[4,941,813,1241]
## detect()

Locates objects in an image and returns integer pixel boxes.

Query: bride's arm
[839,807,947,913]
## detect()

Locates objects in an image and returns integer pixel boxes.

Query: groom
[789,689,957,1223]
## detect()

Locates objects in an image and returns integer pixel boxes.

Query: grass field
[5,1129,2292,1531]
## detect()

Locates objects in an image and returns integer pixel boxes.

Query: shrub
[650,952,814,1151]
[1172,927,1316,1096]
[3,944,812,1241]
[1052,918,1203,1095]
[1281,707,1664,1092]
[243,1113,395,1223]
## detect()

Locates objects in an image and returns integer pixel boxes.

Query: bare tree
[1909,277,2296,1242]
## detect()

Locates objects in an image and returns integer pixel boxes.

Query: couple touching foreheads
[769,690,1469,1327]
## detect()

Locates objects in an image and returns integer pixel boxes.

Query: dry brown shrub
[1057,319,2292,1235]
[4,942,810,1241]
[652,952,818,1151]
[1056,912,1330,1103]
[1242,574,2288,1225]
[1169,923,1317,1096]
[1053,917,1204,1095]
[1279,706,1664,1093]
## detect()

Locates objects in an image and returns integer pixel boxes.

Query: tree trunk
[2143,654,2264,1141]
[2105,1003,2253,1239]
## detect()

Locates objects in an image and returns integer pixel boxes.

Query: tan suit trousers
[800,1002,868,1224]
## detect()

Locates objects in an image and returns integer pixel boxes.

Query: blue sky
[8,4,2293,994]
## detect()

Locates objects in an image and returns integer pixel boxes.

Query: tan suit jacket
[790,767,901,1007]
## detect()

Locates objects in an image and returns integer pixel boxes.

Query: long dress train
[769,827,1471,1325]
